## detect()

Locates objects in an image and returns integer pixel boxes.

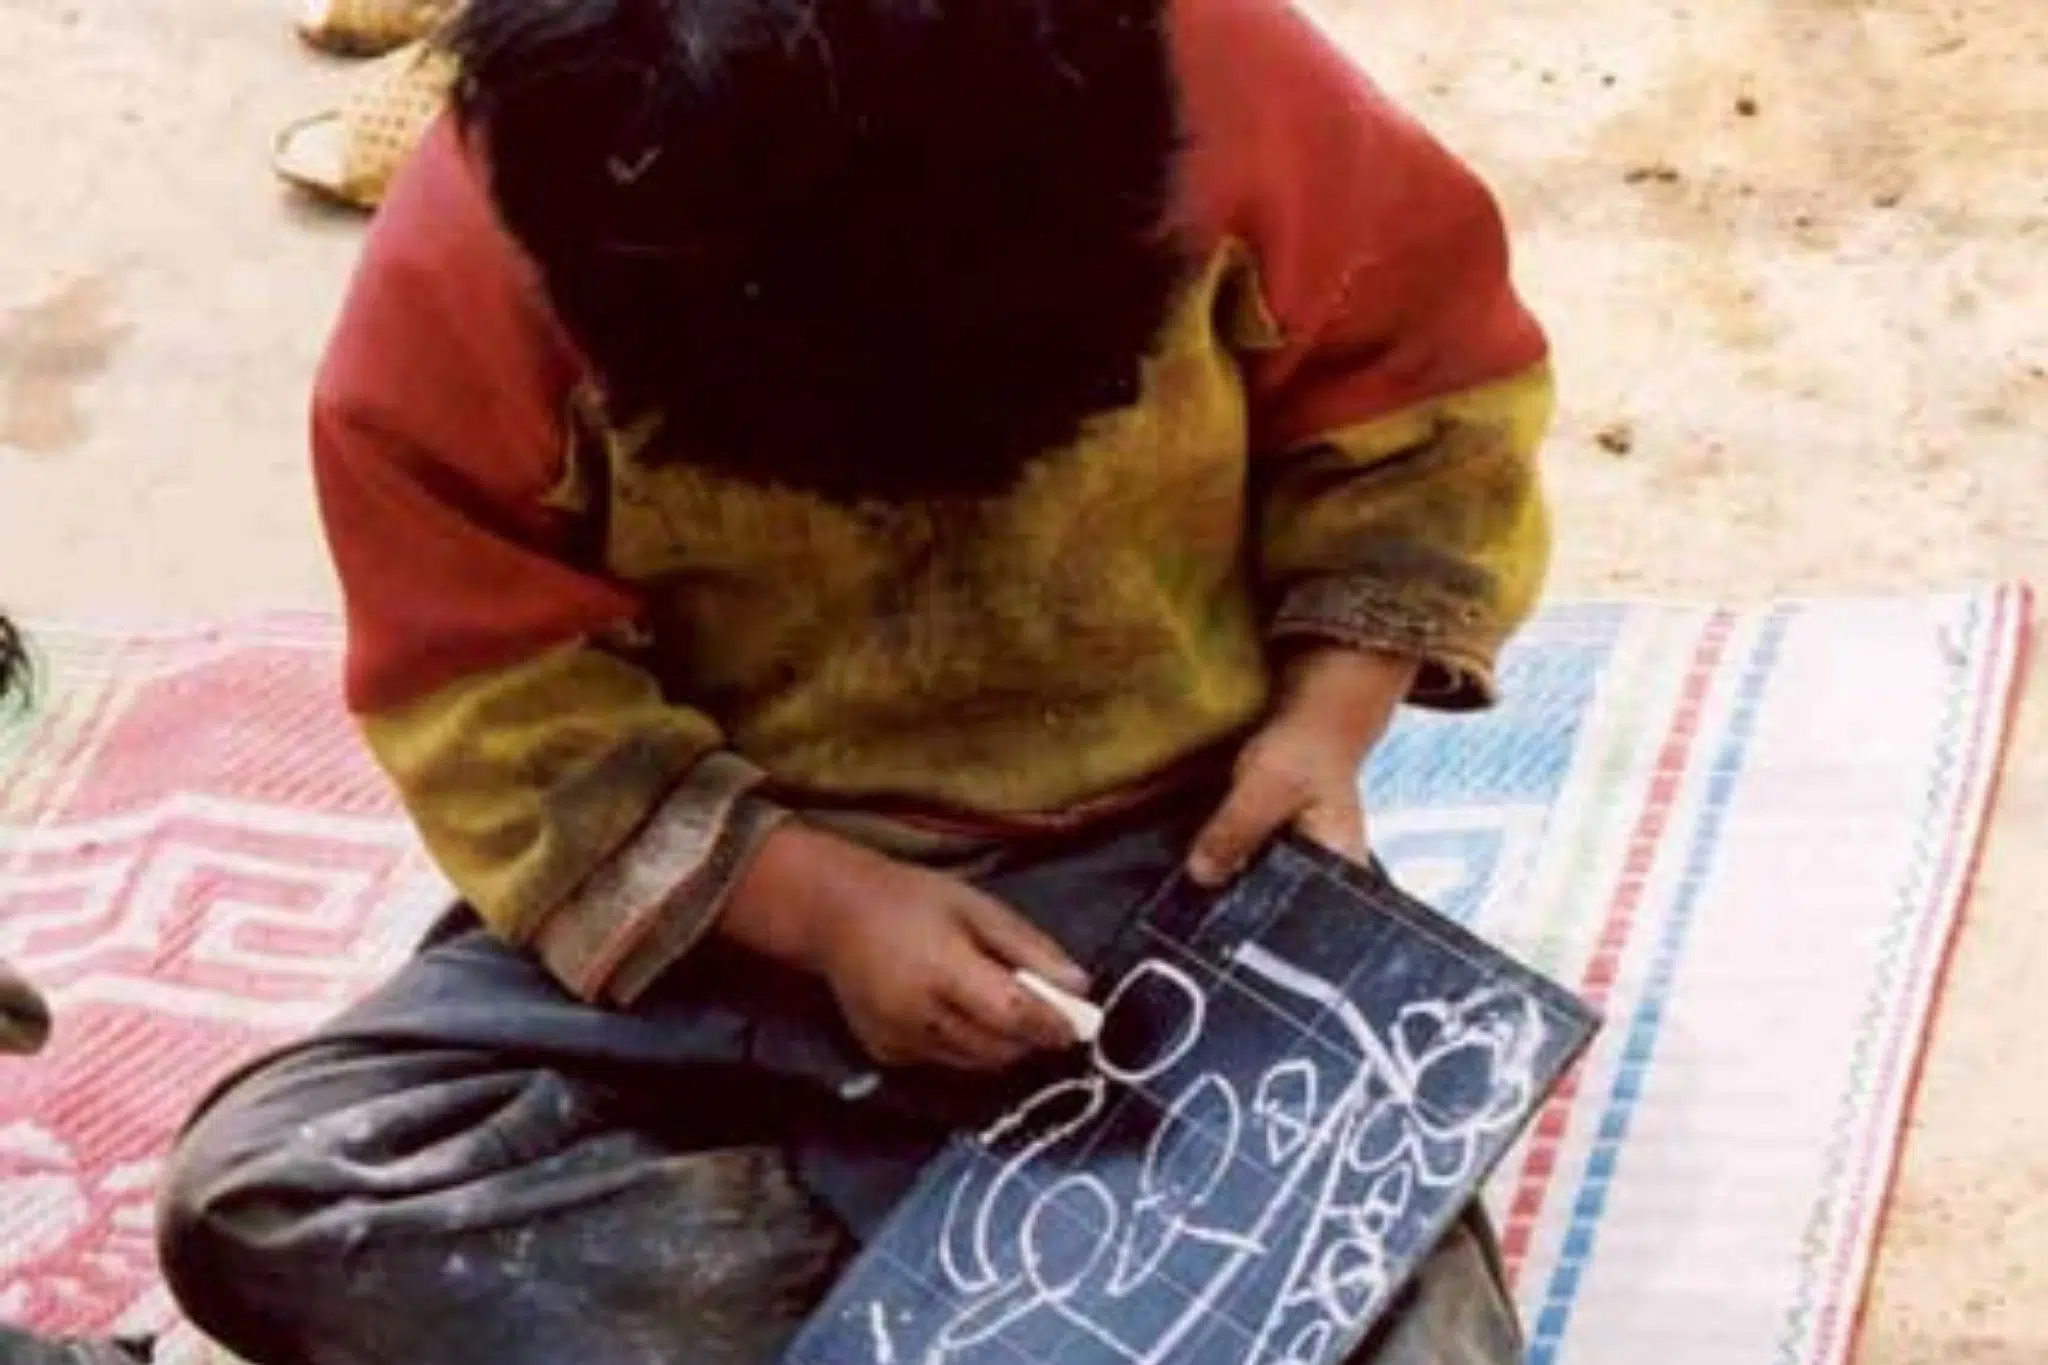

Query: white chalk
[1013,969,1105,1045]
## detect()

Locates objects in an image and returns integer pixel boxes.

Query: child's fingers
[940,940,1074,1051]
[1187,763,1306,887]
[929,1004,1031,1070]
[1294,799,1368,863]
[957,891,1087,992]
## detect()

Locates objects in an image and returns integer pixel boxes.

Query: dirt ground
[0,0,2043,1358]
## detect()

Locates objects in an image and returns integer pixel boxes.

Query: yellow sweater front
[312,0,1555,1003]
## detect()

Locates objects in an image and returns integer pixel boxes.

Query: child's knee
[154,1047,411,1353]
[154,1092,304,1353]
[1351,1209,1525,1365]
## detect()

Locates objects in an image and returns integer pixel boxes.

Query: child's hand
[1187,646,1418,887]
[722,824,1088,1071]
[815,860,1089,1070]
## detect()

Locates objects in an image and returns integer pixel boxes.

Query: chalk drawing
[779,847,1597,1365]
[869,1300,896,1365]
[903,945,1550,1365]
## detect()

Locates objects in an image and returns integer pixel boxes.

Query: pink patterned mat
[0,616,447,1339]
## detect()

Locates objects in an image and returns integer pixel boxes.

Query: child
[1,619,148,1362]
[0,614,52,1060]
[158,1,1552,1361]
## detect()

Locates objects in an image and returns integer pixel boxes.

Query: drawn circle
[1018,1175,1119,1299]
[1095,960,1206,1084]
[1312,1237,1387,1325]
[1141,1073,1239,1206]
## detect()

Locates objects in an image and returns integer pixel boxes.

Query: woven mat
[0,589,2030,1365]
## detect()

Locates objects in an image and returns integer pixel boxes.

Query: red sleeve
[309,120,778,1007]
[310,117,638,714]
[1171,0,1548,452]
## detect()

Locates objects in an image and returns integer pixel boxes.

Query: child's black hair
[0,615,29,710]
[444,0,1188,503]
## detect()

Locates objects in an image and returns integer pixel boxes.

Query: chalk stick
[1013,969,1104,1045]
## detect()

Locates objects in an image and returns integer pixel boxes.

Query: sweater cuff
[1270,572,1503,711]
[532,751,788,1006]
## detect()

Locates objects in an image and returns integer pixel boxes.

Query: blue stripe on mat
[1528,606,1794,1363]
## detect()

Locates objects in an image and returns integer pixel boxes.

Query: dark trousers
[155,805,1524,1365]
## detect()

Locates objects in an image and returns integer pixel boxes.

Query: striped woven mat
[0,587,2030,1365]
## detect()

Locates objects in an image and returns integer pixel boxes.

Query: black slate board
[781,837,1599,1365]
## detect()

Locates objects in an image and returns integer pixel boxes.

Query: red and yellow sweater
[313,0,1554,1005]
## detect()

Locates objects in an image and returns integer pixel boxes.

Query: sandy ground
[0,0,2043,1358]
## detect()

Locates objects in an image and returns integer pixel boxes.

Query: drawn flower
[1400,987,1543,1142]
[1339,986,1545,1186]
